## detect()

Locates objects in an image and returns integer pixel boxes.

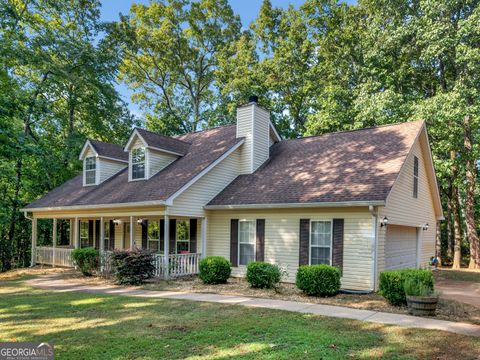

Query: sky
[99,0,356,117]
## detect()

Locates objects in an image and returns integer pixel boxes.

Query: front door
[123,223,131,249]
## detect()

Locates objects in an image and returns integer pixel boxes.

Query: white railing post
[201,217,207,259]
[164,215,169,279]
[52,218,57,267]
[74,217,79,249]
[31,218,37,267]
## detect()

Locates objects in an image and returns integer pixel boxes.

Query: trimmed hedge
[110,249,155,285]
[246,262,281,289]
[379,269,434,305]
[296,264,341,297]
[199,256,231,284]
[71,248,99,276]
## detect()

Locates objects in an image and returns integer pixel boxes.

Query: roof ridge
[282,120,424,143]
[174,124,236,138]
[135,127,192,145]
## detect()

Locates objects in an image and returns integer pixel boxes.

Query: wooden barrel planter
[406,295,438,316]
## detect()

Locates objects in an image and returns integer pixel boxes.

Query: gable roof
[79,140,128,162]
[25,125,242,210]
[125,128,191,156]
[207,121,428,208]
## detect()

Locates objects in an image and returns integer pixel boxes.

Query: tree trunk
[446,184,453,257]
[463,115,479,269]
[435,220,442,266]
[451,151,462,269]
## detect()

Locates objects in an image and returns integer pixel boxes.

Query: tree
[117,0,242,135]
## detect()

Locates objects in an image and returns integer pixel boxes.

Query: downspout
[369,205,378,292]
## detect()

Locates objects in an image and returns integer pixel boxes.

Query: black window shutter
[88,220,94,247]
[160,220,165,252]
[332,219,344,271]
[94,220,100,249]
[109,220,115,250]
[169,219,176,254]
[142,220,148,249]
[230,219,239,266]
[190,219,197,253]
[299,219,310,266]
[256,219,265,262]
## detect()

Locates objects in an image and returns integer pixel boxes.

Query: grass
[0,273,479,359]
[436,269,480,283]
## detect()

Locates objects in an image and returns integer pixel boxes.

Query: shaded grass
[436,269,480,283]
[0,276,479,359]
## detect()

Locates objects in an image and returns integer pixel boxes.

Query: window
[239,220,255,265]
[85,157,96,185]
[104,221,112,250]
[148,220,160,252]
[131,147,145,180]
[310,221,332,265]
[80,221,89,248]
[123,223,130,249]
[176,220,190,253]
[413,156,419,198]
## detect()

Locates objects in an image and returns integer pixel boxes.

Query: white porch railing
[35,246,74,267]
[100,251,201,279]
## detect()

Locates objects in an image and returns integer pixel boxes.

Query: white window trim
[104,221,111,249]
[147,220,161,252]
[79,220,89,248]
[83,156,98,186]
[309,219,333,266]
[129,146,148,181]
[176,220,190,254]
[238,219,256,266]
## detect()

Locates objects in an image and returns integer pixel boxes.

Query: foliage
[404,277,436,298]
[379,269,434,305]
[71,248,99,276]
[110,249,155,285]
[246,262,281,289]
[198,256,231,284]
[296,264,341,297]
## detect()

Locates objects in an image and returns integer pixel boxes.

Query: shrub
[71,248,99,276]
[246,262,281,289]
[110,249,155,285]
[296,264,341,297]
[199,256,231,284]
[379,269,434,305]
[404,277,436,297]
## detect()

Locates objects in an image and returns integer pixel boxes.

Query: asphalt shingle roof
[135,128,191,155]
[89,140,128,162]
[26,125,240,209]
[208,121,424,206]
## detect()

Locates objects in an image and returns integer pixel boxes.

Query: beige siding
[99,159,126,183]
[206,207,374,290]
[378,133,437,273]
[169,149,241,217]
[84,147,95,158]
[252,106,270,172]
[147,149,177,178]
[236,105,253,174]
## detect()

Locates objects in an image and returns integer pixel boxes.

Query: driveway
[436,279,480,308]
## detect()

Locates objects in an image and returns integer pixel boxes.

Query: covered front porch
[30,212,207,279]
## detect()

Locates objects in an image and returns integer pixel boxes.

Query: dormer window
[132,147,146,180]
[84,157,96,185]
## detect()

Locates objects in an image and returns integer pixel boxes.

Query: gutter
[20,200,167,213]
[204,200,385,210]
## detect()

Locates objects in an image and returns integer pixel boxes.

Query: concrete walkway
[25,275,480,337]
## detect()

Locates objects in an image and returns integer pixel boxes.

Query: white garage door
[385,225,418,270]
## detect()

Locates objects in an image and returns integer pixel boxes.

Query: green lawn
[436,269,480,283]
[0,276,479,359]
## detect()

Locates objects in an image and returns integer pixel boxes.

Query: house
[22,96,443,291]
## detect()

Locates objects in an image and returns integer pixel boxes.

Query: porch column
[201,217,207,258]
[99,217,105,252]
[52,218,57,267]
[164,215,169,279]
[69,219,73,247]
[129,216,134,250]
[74,217,79,248]
[30,217,37,267]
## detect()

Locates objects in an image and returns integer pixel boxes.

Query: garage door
[385,225,418,270]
